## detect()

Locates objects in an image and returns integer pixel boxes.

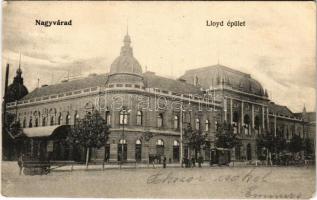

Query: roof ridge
[144,72,199,87]
[22,73,108,100]
[184,64,251,78]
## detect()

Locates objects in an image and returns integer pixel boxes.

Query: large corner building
[4,33,315,162]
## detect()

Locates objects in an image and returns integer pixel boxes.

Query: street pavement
[2,161,315,198]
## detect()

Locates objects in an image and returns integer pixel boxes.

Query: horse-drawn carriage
[149,154,162,164]
[210,148,231,166]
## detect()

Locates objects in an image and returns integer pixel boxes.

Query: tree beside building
[67,110,110,168]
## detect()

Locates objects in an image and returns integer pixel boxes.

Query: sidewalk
[50,162,215,172]
[49,161,264,172]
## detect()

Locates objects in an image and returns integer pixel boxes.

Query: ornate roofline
[108,72,144,78]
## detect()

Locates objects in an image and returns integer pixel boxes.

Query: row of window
[117,139,179,146]
[232,112,263,127]
[21,113,80,128]
[118,110,210,131]
[115,139,180,162]
[21,110,211,132]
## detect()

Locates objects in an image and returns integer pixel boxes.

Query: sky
[2,1,316,113]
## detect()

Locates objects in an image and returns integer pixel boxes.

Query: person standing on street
[163,156,167,168]
[191,157,196,168]
[198,155,203,168]
[18,154,24,175]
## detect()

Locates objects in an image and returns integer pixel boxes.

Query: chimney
[4,64,9,101]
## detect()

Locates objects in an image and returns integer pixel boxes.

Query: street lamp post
[121,117,125,169]
[180,104,183,165]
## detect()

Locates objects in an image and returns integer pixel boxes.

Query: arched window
[247,143,252,160]
[119,139,127,144]
[233,111,240,123]
[35,118,39,127]
[173,115,179,129]
[173,140,180,146]
[29,118,33,128]
[156,139,164,157]
[50,116,54,126]
[105,111,111,125]
[136,139,142,145]
[118,139,127,161]
[173,140,180,162]
[58,114,62,125]
[244,115,250,135]
[233,111,240,134]
[42,117,46,126]
[23,118,26,128]
[119,110,128,125]
[135,139,142,162]
[136,111,143,126]
[195,118,200,130]
[74,113,79,124]
[205,120,209,131]
[156,139,164,146]
[254,116,260,135]
[66,114,70,125]
[157,113,163,128]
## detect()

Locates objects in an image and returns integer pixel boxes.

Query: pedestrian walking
[163,156,166,168]
[198,155,203,168]
[191,157,196,167]
[187,158,191,168]
[150,155,156,168]
[18,154,24,175]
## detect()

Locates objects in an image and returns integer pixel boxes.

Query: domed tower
[106,32,144,88]
[6,65,28,102]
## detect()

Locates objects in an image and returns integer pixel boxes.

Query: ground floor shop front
[19,127,259,165]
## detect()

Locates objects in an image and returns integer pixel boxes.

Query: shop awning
[22,125,69,138]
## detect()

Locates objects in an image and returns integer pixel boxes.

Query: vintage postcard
[1,1,316,199]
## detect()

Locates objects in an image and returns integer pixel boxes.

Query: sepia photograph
[1,1,316,199]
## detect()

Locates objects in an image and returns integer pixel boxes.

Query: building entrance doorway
[247,143,252,161]
[118,139,127,161]
[173,140,180,162]
[156,139,164,157]
[135,139,142,162]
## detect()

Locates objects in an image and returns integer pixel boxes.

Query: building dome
[109,33,142,75]
[6,67,28,102]
[180,65,265,96]
[216,66,265,96]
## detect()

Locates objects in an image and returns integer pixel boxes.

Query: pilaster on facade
[241,101,244,125]
[241,101,244,135]
[230,98,233,124]
[274,114,277,136]
[266,107,269,130]
[262,106,265,132]
[224,98,227,121]
[251,104,255,128]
